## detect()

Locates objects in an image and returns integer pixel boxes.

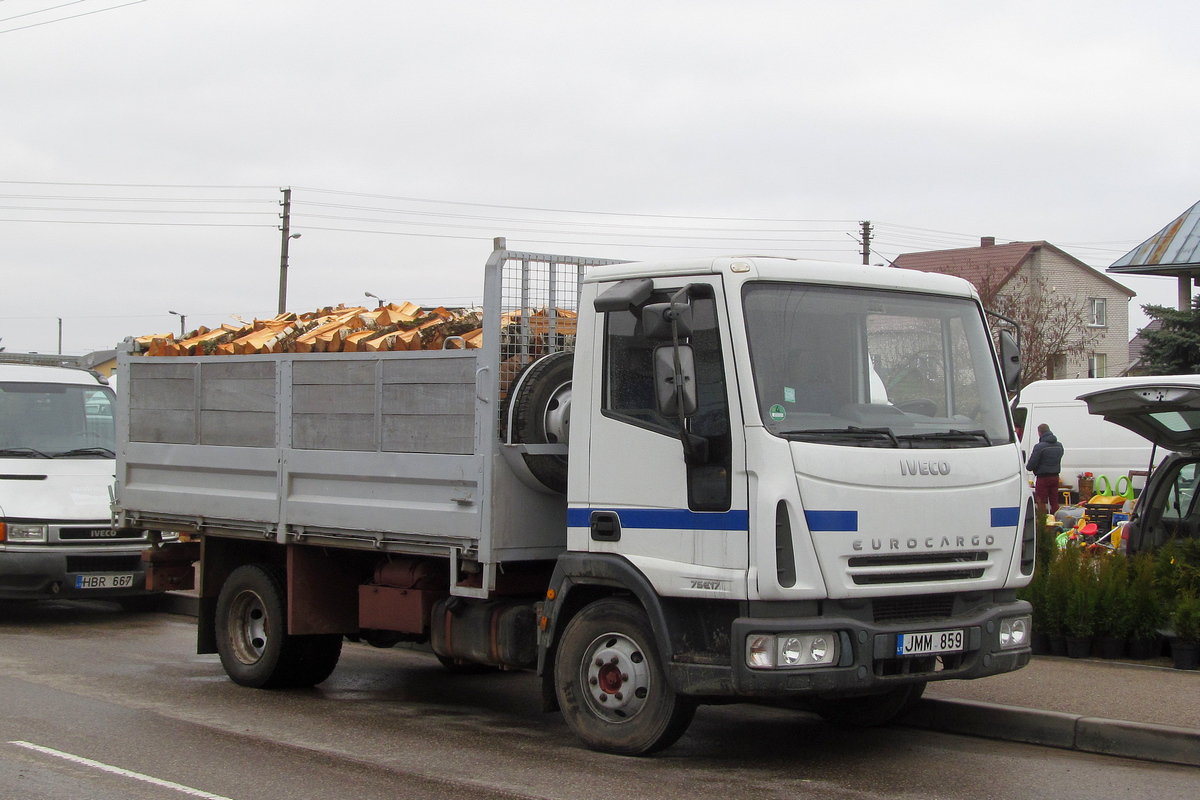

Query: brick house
[892,238,1135,379]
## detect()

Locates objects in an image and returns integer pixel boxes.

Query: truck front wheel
[555,598,696,755]
[216,564,329,689]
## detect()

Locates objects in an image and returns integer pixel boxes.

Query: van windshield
[0,382,116,458]
[742,283,1011,447]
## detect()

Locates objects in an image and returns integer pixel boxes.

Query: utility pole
[859,220,872,265]
[57,318,62,355]
[278,188,293,315]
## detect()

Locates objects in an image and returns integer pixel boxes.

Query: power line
[0,0,91,25]
[293,185,858,225]
[0,0,149,34]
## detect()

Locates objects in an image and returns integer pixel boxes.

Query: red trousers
[1033,474,1061,514]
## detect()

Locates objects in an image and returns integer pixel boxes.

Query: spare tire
[504,352,573,493]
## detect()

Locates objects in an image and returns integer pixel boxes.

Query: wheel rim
[542,382,571,446]
[228,589,269,665]
[579,632,651,723]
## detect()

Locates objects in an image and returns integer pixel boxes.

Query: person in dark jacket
[1026,423,1064,514]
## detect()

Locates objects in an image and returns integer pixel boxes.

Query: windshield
[0,382,116,457]
[742,283,1011,447]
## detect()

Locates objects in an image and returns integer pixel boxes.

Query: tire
[813,681,926,728]
[555,598,696,755]
[215,564,306,689]
[287,634,342,687]
[505,352,573,493]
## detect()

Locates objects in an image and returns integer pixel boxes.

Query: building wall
[1024,247,1132,379]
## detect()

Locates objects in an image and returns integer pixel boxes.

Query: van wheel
[813,682,926,727]
[555,598,696,755]
[505,352,573,493]
[215,564,303,689]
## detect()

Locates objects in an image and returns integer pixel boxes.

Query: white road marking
[9,741,238,800]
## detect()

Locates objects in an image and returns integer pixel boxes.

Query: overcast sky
[2,0,1196,356]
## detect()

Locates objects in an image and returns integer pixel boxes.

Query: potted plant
[1127,551,1163,659]
[1095,553,1131,659]
[1064,550,1098,658]
[1171,590,1200,670]
[1043,545,1074,656]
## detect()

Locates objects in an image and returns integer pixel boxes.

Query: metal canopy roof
[1109,200,1200,276]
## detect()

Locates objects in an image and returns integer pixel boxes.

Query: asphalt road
[0,599,1196,800]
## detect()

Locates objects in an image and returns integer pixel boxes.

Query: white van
[0,364,156,602]
[1013,377,1200,495]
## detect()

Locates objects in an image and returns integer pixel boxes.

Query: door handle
[590,511,621,542]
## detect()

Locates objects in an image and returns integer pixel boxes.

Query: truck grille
[58,527,144,541]
[873,594,956,624]
[848,551,988,586]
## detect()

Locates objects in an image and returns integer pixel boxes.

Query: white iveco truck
[115,242,1033,755]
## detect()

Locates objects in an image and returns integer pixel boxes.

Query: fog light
[810,636,829,662]
[746,634,776,669]
[781,636,804,665]
[999,616,1031,650]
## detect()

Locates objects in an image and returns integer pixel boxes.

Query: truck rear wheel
[505,352,573,493]
[216,564,336,689]
[813,681,926,728]
[555,598,696,755]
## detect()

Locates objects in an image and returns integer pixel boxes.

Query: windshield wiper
[784,426,899,447]
[51,447,117,458]
[0,447,52,458]
[897,429,992,446]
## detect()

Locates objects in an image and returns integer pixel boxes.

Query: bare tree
[976,268,1100,386]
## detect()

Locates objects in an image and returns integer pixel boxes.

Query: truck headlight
[746,632,838,669]
[999,616,1031,649]
[4,523,48,542]
[746,634,776,669]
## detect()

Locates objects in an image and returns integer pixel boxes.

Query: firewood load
[134,302,485,357]
[134,303,577,402]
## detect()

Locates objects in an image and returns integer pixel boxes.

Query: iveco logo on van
[901,460,950,476]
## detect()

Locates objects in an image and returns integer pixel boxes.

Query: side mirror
[594,278,654,313]
[654,345,697,417]
[999,329,1021,393]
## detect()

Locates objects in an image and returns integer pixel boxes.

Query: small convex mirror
[654,345,698,417]
[641,302,693,341]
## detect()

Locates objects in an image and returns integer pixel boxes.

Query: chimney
[980,236,996,247]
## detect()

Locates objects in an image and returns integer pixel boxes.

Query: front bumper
[728,599,1031,697]
[0,547,151,600]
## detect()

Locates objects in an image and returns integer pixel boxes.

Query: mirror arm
[669,286,708,464]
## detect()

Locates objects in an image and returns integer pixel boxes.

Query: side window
[601,290,733,511]
[1159,463,1199,524]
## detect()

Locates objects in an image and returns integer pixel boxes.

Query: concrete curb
[906,697,1200,768]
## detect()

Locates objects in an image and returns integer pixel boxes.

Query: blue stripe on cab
[566,508,749,530]
[991,506,1021,527]
[804,510,858,532]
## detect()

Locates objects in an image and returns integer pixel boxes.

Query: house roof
[892,239,1135,298]
[1109,200,1200,276]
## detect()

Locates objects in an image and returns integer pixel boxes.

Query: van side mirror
[654,345,697,417]
[999,329,1021,393]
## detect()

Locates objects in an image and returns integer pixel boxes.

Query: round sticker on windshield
[769,404,786,422]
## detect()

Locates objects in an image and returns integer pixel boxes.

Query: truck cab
[0,364,156,602]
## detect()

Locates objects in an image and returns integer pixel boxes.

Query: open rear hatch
[1078,384,1200,453]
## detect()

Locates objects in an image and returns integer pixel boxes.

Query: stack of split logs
[135,303,485,357]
